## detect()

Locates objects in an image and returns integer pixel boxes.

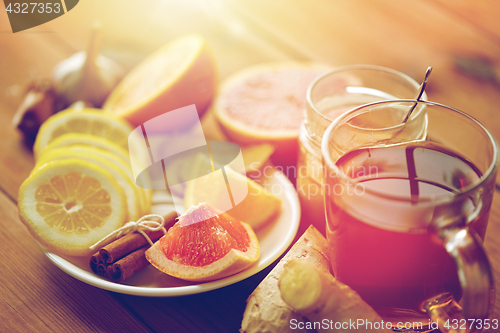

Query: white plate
[43,169,300,297]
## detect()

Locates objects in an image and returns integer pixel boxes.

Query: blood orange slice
[212,62,328,166]
[146,203,259,282]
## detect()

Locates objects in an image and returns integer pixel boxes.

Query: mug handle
[425,227,495,333]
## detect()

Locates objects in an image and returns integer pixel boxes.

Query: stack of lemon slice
[18,108,151,256]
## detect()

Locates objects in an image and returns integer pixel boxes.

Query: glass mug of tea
[298,65,427,235]
[321,100,498,332]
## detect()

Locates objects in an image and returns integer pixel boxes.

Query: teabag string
[89,214,167,250]
[403,67,432,203]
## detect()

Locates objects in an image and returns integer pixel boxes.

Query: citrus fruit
[36,146,152,216]
[33,108,138,159]
[18,159,127,256]
[241,143,274,175]
[103,35,217,131]
[39,145,134,182]
[212,62,328,166]
[145,203,259,282]
[162,154,195,197]
[39,133,131,165]
[35,148,141,221]
[163,142,274,195]
[39,134,151,202]
[64,146,152,214]
[200,110,228,141]
[184,156,281,230]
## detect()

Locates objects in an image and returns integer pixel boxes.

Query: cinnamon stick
[100,212,177,263]
[90,252,105,276]
[99,229,164,264]
[89,211,177,282]
[106,246,150,282]
[95,262,108,276]
[90,251,102,275]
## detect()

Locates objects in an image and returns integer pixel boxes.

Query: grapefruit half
[212,62,329,166]
[146,203,259,282]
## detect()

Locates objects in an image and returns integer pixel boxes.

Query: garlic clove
[52,23,124,108]
[68,100,95,111]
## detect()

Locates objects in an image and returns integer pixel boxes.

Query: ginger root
[279,259,392,333]
[240,226,331,333]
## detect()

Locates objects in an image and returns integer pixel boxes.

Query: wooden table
[1,1,500,332]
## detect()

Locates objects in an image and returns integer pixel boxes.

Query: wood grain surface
[1,1,500,332]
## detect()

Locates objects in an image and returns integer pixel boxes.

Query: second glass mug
[297,65,427,235]
[321,100,498,332]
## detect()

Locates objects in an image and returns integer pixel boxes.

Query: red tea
[325,141,490,313]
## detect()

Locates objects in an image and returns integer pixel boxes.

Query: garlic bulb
[53,23,124,108]
[12,80,57,146]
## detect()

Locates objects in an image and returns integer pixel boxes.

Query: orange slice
[241,143,274,175]
[184,155,281,230]
[146,203,259,282]
[18,159,127,256]
[212,62,328,166]
[103,35,217,131]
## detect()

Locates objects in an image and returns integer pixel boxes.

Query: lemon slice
[103,35,216,130]
[40,136,151,214]
[36,148,142,221]
[33,108,140,157]
[39,133,149,178]
[184,156,281,230]
[18,159,127,256]
[60,146,152,214]
[36,146,152,216]
[33,108,130,154]
[33,109,149,181]
[38,133,129,162]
